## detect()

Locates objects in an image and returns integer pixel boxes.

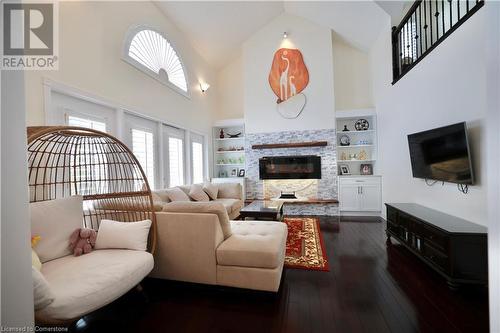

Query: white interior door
[340,185,360,211]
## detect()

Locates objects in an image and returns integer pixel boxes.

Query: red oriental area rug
[283,217,329,271]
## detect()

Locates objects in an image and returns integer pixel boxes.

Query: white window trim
[43,78,210,190]
[121,24,191,99]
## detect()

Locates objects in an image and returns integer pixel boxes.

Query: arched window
[123,26,189,96]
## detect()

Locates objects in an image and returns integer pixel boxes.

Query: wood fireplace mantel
[251,141,327,150]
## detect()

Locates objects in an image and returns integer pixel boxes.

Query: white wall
[216,55,244,120]
[25,1,217,135]
[486,2,500,331]
[1,71,34,327]
[370,7,488,225]
[243,13,335,133]
[332,33,373,110]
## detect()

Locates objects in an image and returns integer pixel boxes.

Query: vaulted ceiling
[155,1,405,70]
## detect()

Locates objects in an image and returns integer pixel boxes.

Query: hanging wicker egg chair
[27,126,156,253]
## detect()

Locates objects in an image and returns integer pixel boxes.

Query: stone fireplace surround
[245,128,337,202]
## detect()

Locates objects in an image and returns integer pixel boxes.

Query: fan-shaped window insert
[123,27,189,96]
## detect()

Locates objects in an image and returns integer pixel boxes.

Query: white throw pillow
[95,219,152,251]
[32,266,55,310]
[165,188,191,202]
[30,196,83,263]
[203,183,219,200]
[189,184,210,202]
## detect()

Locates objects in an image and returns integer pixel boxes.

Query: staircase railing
[391,0,484,84]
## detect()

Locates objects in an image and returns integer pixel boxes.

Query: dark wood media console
[385,203,488,289]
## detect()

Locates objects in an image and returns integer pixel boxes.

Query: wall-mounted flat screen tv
[407,122,474,185]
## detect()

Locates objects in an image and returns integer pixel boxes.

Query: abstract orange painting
[268,48,309,103]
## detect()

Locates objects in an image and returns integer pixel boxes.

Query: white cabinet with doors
[339,176,381,213]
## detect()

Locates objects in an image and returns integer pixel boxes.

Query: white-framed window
[123,26,189,97]
[191,133,205,184]
[131,128,156,189]
[68,115,106,132]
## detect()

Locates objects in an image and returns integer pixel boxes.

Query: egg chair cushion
[33,266,55,310]
[36,249,154,321]
[95,219,152,251]
[31,196,84,263]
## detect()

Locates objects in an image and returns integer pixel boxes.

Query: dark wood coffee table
[239,200,284,221]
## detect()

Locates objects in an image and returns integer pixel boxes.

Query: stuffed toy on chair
[69,228,97,256]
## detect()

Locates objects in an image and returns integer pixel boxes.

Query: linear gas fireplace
[259,155,321,180]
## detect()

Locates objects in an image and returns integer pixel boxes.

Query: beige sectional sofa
[150,182,288,292]
[152,182,244,219]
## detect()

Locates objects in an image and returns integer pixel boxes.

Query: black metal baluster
[403,23,407,65]
[457,0,460,20]
[435,0,440,40]
[419,4,423,57]
[466,0,470,12]
[424,0,428,51]
[442,0,445,33]
[429,0,434,45]
[399,28,403,75]
[449,0,452,29]
[414,13,417,60]
[410,15,413,61]
[391,27,399,80]
[406,21,410,61]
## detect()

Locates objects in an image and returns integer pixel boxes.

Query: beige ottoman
[216,221,288,292]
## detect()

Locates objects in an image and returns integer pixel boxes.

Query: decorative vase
[219,129,224,139]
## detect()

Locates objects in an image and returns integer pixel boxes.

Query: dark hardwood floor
[70,216,489,333]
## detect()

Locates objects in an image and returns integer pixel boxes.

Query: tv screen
[407,122,474,184]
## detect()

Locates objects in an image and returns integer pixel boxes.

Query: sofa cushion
[31,196,83,263]
[152,190,171,203]
[178,185,192,196]
[165,188,190,202]
[203,182,219,200]
[189,184,210,202]
[217,183,242,200]
[36,249,153,321]
[162,201,232,239]
[216,221,287,269]
[214,198,243,215]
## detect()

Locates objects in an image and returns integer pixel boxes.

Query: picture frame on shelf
[238,169,245,177]
[231,168,238,177]
[339,164,350,175]
[360,164,373,175]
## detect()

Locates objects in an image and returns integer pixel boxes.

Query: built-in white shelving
[336,109,378,176]
[212,119,246,179]
[336,109,381,215]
